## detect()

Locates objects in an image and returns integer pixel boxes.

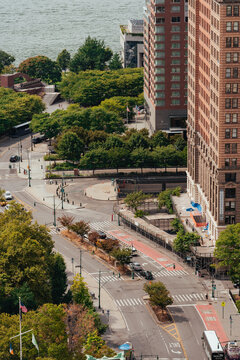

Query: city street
[0,134,225,359]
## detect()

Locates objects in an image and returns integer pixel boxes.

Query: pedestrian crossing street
[172,292,206,303]
[90,220,117,233]
[115,297,145,307]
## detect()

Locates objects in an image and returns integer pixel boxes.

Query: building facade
[143,0,188,133]
[187,0,240,242]
[120,20,144,68]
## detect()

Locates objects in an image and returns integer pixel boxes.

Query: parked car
[139,270,153,280]
[130,262,143,271]
[32,135,46,144]
[9,155,20,162]
[97,231,106,239]
[4,191,13,200]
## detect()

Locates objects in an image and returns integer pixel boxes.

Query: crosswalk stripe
[115,298,144,307]
[172,292,205,303]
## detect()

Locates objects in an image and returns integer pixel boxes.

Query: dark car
[9,155,20,162]
[140,270,153,280]
[32,135,46,144]
[98,231,106,239]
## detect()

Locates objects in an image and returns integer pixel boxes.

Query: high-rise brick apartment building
[143,0,188,133]
[187,0,240,242]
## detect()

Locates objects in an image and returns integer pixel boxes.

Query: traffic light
[173,264,176,269]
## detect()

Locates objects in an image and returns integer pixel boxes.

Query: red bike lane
[108,229,184,271]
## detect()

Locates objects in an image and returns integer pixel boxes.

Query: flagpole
[19,297,22,360]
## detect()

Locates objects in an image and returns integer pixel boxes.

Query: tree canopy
[70,36,113,73]
[59,68,143,106]
[0,203,67,312]
[56,49,71,71]
[18,56,62,84]
[0,50,15,73]
[143,281,173,312]
[0,88,44,136]
[214,223,240,282]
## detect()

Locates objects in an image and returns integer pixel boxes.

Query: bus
[202,330,224,359]
[10,121,31,137]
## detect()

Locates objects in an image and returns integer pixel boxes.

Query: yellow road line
[14,194,34,211]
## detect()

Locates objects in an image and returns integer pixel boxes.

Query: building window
[226,188,236,198]
[226,53,231,62]
[225,201,235,211]
[171,34,180,40]
[155,35,165,41]
[232,83,238,93]
[233,37,239,47]
[226,6,232,16]
[225,215,235,224]
[225,84,231,93]
[171,75,180,81]
[225,144,231,153]
[171,51,180,56]
[225,158,230,167]
[172,17,180,22]
[156,76,165,82]
[233,22,239,31]
[156,6,165,13]
[171,43,180,49]
[156,92,165,98]
[225,128,231,138]
[155,26,165,33]
[233,6,239,16]
[225,114,231,123]
[171,99,180,105]
[233,113,238,122]
[232,98,238,108]
[232,143,237,153]
[226,68,231,78]
[233,52,239,62]
[156,17,165,23]
[156,67,165,74]
[171,25,180,32]
[157,51,165,58]
[233,67,239,78]
[156,83,165,90]
[225,99,231,108]
[225,173,236,182]
[155,59,165,66]
[171,83,180,89]
[155,43,165,49]
[232,158,237,167]
[171,6,180,12]
[171,91,180,97]
[156,100,165,106]
[226,37,232,47]
[171,67,180,73]
[232,128,238,138]
[226,22,232,32]
[171,58,180,64]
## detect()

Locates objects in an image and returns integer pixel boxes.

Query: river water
[0,0,144,66]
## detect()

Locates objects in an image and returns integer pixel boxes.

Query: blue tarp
[191,201,202,212]
[186,208,194,212]
[119,343,132,351]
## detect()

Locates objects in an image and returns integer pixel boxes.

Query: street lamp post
[27,150,31,187]
[212,277,216,298]
[75,249,83,276]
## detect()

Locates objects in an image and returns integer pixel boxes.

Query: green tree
[57,131,84,162]
[80,148,109,172]
[56,49,71,71]
[151,131,170,148]
[124,190,149,212]
[170,218,184,233]
[50,253,67,304]
[0,50,15,73]
[214,223,240,285]
[70,36,113,72]
[111,248,132,266]
[70,221,90,238]
[127,132,149,151]
[31,113,61,140]
[143,281,173,312]
[130,147,152,171]
[84,330,116,358]
[107,147,130,170]
[18,56,62,84]
[104,135,124,150]
[109,53,122,70]
[0,88,44,136]
[173,230,200,254]
[158,187,181,214]
[57,214,75,229]
[71,274,93,309]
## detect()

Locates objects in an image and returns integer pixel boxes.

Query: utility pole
[98,270,101,309]
[53,195,56,226]
[18,142,21,173]
[61,175,64,209]
[75,249,83,276]
[212,277,216,298]
[27,150,31,187]
[20,137,22,162]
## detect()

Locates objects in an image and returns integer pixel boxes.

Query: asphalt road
[0,135,208,359]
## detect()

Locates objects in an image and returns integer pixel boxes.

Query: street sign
[221,301,226,307]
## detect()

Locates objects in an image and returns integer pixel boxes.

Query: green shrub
[134,210,148,218]
[236,300,240,313]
